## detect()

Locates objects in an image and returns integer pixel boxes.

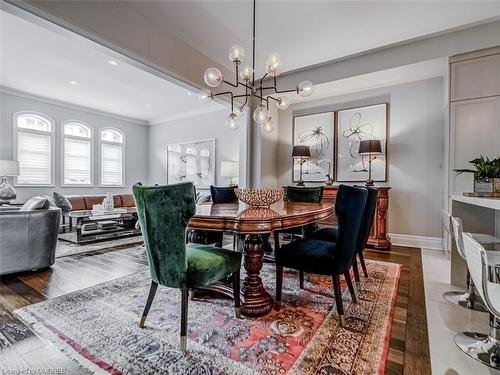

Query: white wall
[0,91,148,202]
[276,77,445,238]
[147,108,244,192]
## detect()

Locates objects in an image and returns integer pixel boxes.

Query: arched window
[62,122,93,186]
[100,128,124,186]
[14,113,54,185]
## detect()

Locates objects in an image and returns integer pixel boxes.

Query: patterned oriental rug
[15,255,400,374]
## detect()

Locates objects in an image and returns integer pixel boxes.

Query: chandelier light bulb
[265,53,284,76]
[262,116,275,133]
[225,112,240,130]
[235,105,246,117]
[253,103,269,124]
[276,96,290,110]
[298,80,314,97]
[229,45,245,64]
[239,65,254,82]
[204,67,223,87]
[198,89,213,103]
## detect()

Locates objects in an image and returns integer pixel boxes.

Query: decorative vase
[0,176,16,204]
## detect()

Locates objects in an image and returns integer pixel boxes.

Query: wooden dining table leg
[241,234,274,317]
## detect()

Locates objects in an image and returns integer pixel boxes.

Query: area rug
[56,235,143,258]
[15,259,400,374]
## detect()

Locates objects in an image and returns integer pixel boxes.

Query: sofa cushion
[113,195,123,208]
[20,196,51,211]
[121,194,135,207]
[53,192,72,212]
[84,196,106,210]
[66,195,86,211]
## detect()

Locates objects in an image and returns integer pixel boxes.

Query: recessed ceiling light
[146,104,151,109]
[186,92,193,96]
[69,80,78,85]
[108,60,119,66]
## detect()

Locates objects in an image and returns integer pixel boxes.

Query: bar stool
[454,233,500,369]
[442,214,500,312]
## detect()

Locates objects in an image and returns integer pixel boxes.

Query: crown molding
[148,105,226,126]
[0,86,148,125]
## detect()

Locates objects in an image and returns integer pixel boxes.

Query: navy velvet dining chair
[308,186,378,284]
[274,184,368,326]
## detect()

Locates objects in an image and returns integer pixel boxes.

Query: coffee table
[62,208,140,244]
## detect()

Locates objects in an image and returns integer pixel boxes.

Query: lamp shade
[220,161,239,177]
[358,140,382,155]
[0,160,20,176]
[292,145,311,158]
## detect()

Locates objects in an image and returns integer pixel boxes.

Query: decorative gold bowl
[235,188,284,207]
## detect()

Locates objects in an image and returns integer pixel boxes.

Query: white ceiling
[129,0,500,75]
[0,11,225,125]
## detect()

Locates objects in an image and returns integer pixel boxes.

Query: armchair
[0,207,61,275]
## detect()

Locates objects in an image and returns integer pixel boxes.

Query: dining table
[187,200,335,317]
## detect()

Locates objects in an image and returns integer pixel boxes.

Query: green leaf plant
[455,156,500,182]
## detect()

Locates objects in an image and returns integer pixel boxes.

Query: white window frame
[61,120,94,187]
[99,127,125,187]
[13,111,55,187]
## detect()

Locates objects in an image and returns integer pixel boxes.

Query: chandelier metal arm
[272,76,298,94]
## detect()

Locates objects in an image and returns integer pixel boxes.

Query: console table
[321,186,391,250]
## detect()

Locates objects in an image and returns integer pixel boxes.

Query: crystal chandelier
[199,0,314,133]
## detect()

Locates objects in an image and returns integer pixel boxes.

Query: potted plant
[455,156,500,193]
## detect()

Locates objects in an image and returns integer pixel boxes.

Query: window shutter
[101,143,123,186]
[64,138,91,185]
[17,131,51,185]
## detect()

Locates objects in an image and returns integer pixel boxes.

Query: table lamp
[0,160,20,204]
[292,145,310,186]
[358,140,382,186]
[220,160,239,186]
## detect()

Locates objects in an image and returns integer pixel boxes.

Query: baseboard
[388,233,444,251]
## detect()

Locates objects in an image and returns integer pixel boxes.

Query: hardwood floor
[0,241,430,374]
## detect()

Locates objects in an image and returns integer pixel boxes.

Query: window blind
[101,143,123,186]
[17,131,51,185]
[64,138,91,185]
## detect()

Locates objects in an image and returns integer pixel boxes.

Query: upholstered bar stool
[455,233,500,368]
[442,214,500,312]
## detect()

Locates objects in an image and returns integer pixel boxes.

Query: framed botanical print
[293,112,335,182]
[336,103,388,182]
[167,138,215,188]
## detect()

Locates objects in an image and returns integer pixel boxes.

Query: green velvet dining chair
[133,182,242,352]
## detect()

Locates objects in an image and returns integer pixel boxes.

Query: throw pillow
[53,192,72,212]
[41,195,57,208]
[20,196,51,211]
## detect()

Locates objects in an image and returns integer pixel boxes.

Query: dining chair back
[210,185,238,204]
[284,186,323,203]
[333,185,369,274]
[355,186,378,254]
[134,182,196,288]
